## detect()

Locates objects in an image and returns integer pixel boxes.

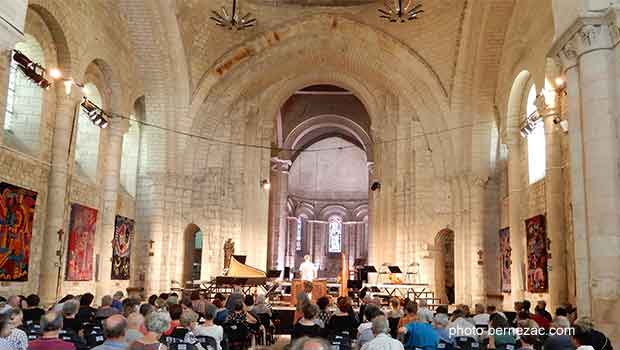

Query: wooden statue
[224,238,234,269]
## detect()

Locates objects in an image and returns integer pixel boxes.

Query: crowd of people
[0,291,614,350]
[287,288,614,350]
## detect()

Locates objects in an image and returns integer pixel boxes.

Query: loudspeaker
[284,266,291,280]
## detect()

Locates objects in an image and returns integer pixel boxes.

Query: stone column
[551,14,620,337]
[39,87,82,304]
[469,175,488,305]
[269,157,292,270]
[507,126,525,302]
[95,117,128,299]
[539,90,568,311]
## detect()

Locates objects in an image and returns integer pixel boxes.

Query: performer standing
[299,255,317,281]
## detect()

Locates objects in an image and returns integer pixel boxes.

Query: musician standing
[299,255,317,281]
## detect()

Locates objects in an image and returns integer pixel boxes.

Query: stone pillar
[366,161,376,265]
[39,87,82,304]
[269,158,291,270]
[469,175,488,305]
[95,117,128,299]
[540,90,568,311]
[507,130,525,302]
[551,13,620,337]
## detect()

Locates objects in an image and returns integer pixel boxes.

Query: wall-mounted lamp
[260,179,270,191]
[370,181,381,191]
[553,116,569,133]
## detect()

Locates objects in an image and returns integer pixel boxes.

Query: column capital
[107,115,130,136]
[550,11,617,70]
[270,157,291,173]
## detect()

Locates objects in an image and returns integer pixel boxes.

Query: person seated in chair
[357,304,385,347]
[433,313,453,346]
[399,312,438,350]
[326,297,358,338]
[292,303,324,341]
[361,316,404,350]
[487,313,516,350]
[193,304,223,350]
[128,311,171,350]
[28,312,76,350]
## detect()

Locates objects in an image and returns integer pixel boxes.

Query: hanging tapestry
[499,227,511,293]
[111,215,133,280]
[66,204,97,281]
[525,214,548,293]
[0,182,37,281]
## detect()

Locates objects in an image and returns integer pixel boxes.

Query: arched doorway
[435,228,455,304]
[183,224,203,283]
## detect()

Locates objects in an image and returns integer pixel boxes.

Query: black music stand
[266,270,282,278]
[388,266,402,274]
[365,265,377,273]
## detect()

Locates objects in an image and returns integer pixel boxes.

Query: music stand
[365,265,377,273]
[266,270,281,278]
[347,280,363,289]
[388,266,402,274]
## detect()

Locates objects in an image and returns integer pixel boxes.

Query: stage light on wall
[80,97,110,129]
[11,50,53,90]
[520,111,541,138]
[553,116,568,133]
[554,76,565,89]
[260,179,270,191]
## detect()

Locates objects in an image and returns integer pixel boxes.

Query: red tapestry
[499,227,511,293]
[526,215,548,293]
[0,182,37,281]
[66,204,97,281]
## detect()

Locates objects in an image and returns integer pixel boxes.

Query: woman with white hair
[129,311,171,350]
[250,294,272,317]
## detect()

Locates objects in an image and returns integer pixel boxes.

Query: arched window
[121,97,143,197]
[120,120,140,196]
[192,230,203,280]
[328,216,342,253]
[74,82,102,181]
[4,34,45,155]
[296,217,303,251]
[526,85,546,184]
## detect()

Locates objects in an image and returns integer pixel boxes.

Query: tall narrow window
[75,82,102,181]
[296,217,303,252]
[526,85,546,184]
[4,34,45,155]
[328,216,342,253]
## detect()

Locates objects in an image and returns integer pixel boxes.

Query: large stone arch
[27,2,73,76]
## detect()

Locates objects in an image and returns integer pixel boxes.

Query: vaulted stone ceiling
[175,0,467,95]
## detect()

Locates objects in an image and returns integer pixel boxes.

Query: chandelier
[378,0,423,23]
[210,0,256,30]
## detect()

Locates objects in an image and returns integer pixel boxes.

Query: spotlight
[48,68,62,79]
[555,76,565,88]
[370,182,381,191]
[80,97,110,129]
[260,179,270,190]
[12,50,52,90]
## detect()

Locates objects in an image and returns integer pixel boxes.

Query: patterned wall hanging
[525,214,548,293]
[111,215,134,280]
[499,227,511,293]
[66,204,97,281]
[0,182,37,281]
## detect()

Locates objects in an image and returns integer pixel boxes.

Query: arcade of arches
[1,0,620,344]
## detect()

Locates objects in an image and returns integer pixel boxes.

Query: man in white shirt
[299,255,317,281]
[361,316,404,350]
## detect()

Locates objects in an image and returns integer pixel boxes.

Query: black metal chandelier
[378,0,423,23]
[210,0,256,30]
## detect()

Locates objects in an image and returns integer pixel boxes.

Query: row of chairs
[23,322,106,350]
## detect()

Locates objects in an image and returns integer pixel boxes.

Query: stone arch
[434,228,455,304]
[183,14,455,181]
[319,205,349,222]
[505,70,532,144]
[26,3,73,76]
[283,114,374,163]
[182,223,203,284]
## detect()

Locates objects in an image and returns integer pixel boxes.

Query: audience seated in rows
[361,316,404,350]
